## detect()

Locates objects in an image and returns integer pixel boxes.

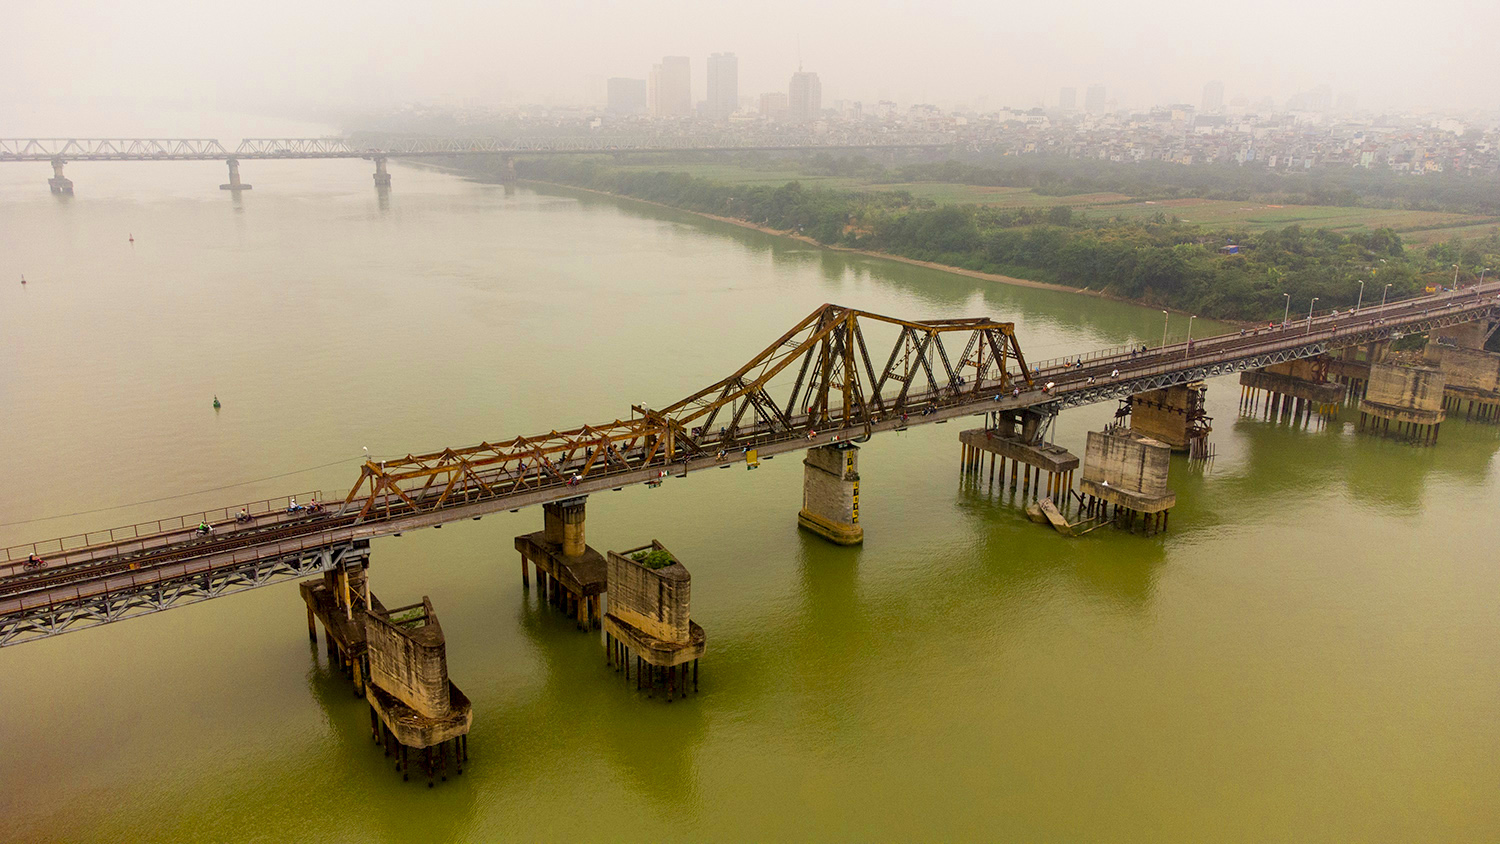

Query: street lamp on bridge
[1282,293,1290,328]
[1382,283,1392,307]
[1307,297,1319,334]
[1161,310,1169,349]
[1185,315,1197,359]
[1355,279,1364,313]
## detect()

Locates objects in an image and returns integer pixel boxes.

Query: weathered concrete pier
[1358,361,1446,444]
[516,497,606,629]
[1128,382,1212,457]
[300,541,374,695]
[959,408,1079,503]
[603,541,705,701]
[364,597,472,787]
[1239,359,1344,424]
[372,156,392,187]
[218,158,251,191]
[46,158,73,195]
[798,443,863,545]
[1426,320,1500,422]
[1077,429,1176,535]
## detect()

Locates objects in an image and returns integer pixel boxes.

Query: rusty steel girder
[342,304,1029,521]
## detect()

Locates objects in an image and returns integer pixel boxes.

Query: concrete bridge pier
[1358,362,1446,444]
[1426,325,1500,423]
[1239,359,1343,429]
[1078,429,1176,536]
[497,155,518,184]
[47,158,73,194]
[372,156,392,187]
[219,158,252,191]
[515,496,606,629]
[364,597,472,786]
[603,541,706,701]
[1129,382,1212,458]
[300,542,373,696]
[960,409,1079,508]
[798,443,863,545]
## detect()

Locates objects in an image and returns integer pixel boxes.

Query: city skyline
[3,0,1497,117]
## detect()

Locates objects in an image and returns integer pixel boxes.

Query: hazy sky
[3,0,1497,119]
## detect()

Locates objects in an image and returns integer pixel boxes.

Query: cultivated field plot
[1091,197,1488,234]
[866,182,1133,207]
[614,163,862,188]
[1401,222,1500,245]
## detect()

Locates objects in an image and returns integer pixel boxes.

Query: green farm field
[1088,197,1490,234]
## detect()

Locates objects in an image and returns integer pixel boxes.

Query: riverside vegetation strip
[505,155,1500,324]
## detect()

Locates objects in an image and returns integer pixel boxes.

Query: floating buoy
[19,275,25,285]
[213,395,221,410]
[129,233,135,244]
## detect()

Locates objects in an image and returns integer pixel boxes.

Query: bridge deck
[3,283,1495,642]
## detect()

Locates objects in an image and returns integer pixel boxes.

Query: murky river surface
[1,137,1497,842]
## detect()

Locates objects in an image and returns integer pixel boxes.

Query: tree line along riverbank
[475,156,1500,323]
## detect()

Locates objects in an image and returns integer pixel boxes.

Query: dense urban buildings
[649,56,692,117]
[789,71,823,122]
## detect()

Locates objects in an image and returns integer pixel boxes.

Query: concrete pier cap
[1078,429,1176,513]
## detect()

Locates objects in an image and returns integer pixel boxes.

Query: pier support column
[543,497,587,556]
[373,156,392,187]
[797,443,863,545]
[219,158,252,191]
[498,155,518,184]
[47,158,73,195]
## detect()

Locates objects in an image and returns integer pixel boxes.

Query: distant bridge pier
[1358,362,1445,444]
[798,443,863,545]
[1239,359,1343,427]
[373,156,391,187]
[1128,381,1212,458]
[47,158,73,194]
[497,155,517,184]
[219,158,251,191]
[515,496,605,629]
[1426,319,1500,423]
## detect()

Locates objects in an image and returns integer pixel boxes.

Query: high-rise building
[607,78,648,114]
[759,92,789,119]
[1201,80,1224,113]
[706,53,738,119]
[1084,84,1106,114]
[650,56,692,117]
[789,71,822,122]
[1059,87,1077,111]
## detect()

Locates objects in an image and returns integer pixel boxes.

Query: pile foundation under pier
[602,541,706,701]
[364,597,472,787]
[299,541,375,696]
[1077,429,1176,536]
[1239,359,1344,426]
[958,424,1079,506]
[1425,335,1500,424]
[218,158,251,191]
[1358,362,1446,444]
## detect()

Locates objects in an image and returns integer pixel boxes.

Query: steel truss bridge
[3,284,1497,647]
[0,133,951,163]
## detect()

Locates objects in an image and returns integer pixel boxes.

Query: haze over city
[3,0,1498,118]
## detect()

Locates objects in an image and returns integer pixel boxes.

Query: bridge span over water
[3,283,1497,647]
[0,133,951,193]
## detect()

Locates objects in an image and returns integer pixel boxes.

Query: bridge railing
[2,526,359,616]
[1,491,327,565]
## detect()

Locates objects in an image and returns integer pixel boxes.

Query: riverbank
[515,176,1221,317]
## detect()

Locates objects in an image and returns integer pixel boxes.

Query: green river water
[0,149,1497,843]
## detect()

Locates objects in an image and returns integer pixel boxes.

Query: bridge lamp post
[1185,315,1196,360]
[1355,279,1364,313]
[1482,267,1491,285]
[1282,293,1290,328]
[1161,310,1170,350]
[1382,283,1391,307]
[1453,264,1460,289]
[1307,297,1319,334]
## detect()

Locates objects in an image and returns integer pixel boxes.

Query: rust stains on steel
[342,304,1030,521]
